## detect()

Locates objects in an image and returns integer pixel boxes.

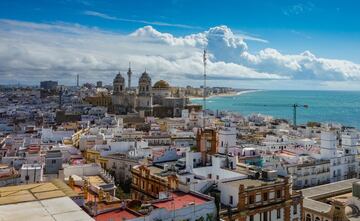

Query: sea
[190,90,360,129]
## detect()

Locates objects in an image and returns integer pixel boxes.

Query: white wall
[63,164,101,178]
[218,182,239,207]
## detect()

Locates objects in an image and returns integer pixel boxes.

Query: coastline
[189,89,260,100]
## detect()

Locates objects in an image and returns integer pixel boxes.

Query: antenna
[127,61,132,89]
[203,49,207,128]
[59,86,63,110]
[76,74,79,87]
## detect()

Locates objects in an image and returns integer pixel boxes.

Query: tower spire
[127,61,132,89]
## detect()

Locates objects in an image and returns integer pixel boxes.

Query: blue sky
[1,0,360,89]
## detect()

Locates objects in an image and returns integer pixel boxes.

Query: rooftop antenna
[58,86,63,109]
[203,49,207,128]
[76,74,79,87]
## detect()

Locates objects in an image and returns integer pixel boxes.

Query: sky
[1,0,360,90]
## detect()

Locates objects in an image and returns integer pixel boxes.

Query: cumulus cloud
[0,19,278,85]
[0,19,360,86]
[131,25,248,62]
[130,24,360,81]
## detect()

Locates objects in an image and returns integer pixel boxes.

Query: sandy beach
[189,90,259,100]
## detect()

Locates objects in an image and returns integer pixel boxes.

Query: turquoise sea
[191,90,360,128]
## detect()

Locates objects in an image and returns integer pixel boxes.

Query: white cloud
[84,10,200,29]
[282,2,315,16]
[131,25,248,63]
[0,20,278,85]
[0,19,360,87]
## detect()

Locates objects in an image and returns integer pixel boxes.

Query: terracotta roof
[95,208,141,221]
[152,192,208,211]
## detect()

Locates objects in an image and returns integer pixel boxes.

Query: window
[249,215,254,221]
[249,195,254,204]
[51,159,56,164]
[293,204,297,215]
[306,214,311,221]
[276,190,281,198]
[229,195,233,205]
[277,209,281,219]
[263,211,268,221]
[263,192,268,201]
[216,175,219,180]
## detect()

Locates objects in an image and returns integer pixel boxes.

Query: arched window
[315,217,320,221]
[306,214,311,221]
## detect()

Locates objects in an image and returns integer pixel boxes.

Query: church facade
[111,68,190,117]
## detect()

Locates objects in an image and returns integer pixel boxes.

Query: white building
[20,163,43,184]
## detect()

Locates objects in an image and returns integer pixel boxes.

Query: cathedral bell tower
[113,72,125,95]
[137,70,153,115]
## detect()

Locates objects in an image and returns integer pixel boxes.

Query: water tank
[262,169,278,181]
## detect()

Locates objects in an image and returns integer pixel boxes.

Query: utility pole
[203,49,207,129]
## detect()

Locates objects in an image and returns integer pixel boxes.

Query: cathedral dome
[139,71,151,83]
[153,80,170,89]
[113,72,125,83]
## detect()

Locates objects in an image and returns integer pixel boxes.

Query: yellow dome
[153,80,170,89]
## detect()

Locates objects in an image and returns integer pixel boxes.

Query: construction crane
[291,104,308,127]
[234,103,308,128]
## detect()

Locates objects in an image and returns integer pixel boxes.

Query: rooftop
[302,178,359,213]
[302,178,357,198]
[222,177,284,189]
[0,179,78,205]
[95,208,141,221]
[0,196,94,221]
[152,191,209,211]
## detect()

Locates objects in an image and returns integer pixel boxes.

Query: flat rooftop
[87,175,107,186]
[222,177,284,189]
[302,178,359,213]
[152,191,209,211]
[0,179,78,205]
[302,178,358,198]
[95,208,141,221]
[0,196,94,221]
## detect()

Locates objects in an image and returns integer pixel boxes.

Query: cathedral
[111,67,190,117]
